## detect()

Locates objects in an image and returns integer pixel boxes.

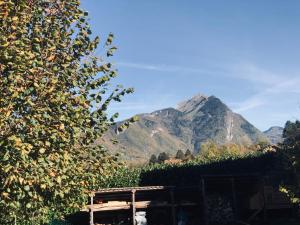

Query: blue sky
[82,0,300,131]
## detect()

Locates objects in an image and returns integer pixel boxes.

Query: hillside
[99,94,268,162]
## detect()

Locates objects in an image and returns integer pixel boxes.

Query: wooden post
[132,190,136,225]
[90,193,94,225]
[261,177,267,221]
[201,178,209,225]
[170,188,176,225]
[231,178,238,221]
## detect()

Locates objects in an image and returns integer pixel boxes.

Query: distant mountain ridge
[99,94,269,162]
[263,126,284,144]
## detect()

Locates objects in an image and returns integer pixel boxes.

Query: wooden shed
[84,174,293,225]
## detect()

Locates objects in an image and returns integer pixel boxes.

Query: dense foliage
[140,151,287,187]
[148,149,195,164]
[106,149,288,188]
[197,141,270,162]
[279,120,300,204]
[0,0,132,224]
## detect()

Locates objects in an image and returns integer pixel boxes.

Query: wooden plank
[86,201,198,212]
[90,194,94,225]
[231,178,238,220]
[132,190,136,225]
[170,188,176,225]
[247,208,263,222]
[90,208,94,225]
[94,186,174,194]
[261,177,267,221]
[201,178,209,225]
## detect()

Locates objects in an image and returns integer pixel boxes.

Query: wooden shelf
[85,201,198,212]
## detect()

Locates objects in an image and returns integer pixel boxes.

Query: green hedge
[104,151,291,188]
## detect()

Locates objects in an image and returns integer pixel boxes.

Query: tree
[157,152,170,163]
[0,0,133,224]
[184,149,192,157]
[279,121,300,205]
[197,141,247,162]
[283,121,300,149]
[199,141,219,160]
[149,154,158,164]
[184,149,194,160]
[175,150,185,160]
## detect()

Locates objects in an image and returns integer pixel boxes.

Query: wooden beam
[132,190,136,225]
[247,208,263,222]
[86,201,199,212]
[261,177,267,221]
[90,194,94,225]
[201,178,209,225]
[94,186,173,194]
[231,178,238,221]
[170,188,176,225]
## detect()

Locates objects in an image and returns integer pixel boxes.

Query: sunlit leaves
[105,33,114,46]
[0,0,132,224]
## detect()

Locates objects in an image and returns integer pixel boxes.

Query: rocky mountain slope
[99,94,268,162]
[263,126,284,144]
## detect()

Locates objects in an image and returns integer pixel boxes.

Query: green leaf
[39,148,46,154]
[24,186,30,191]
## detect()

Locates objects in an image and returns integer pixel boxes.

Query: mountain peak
[264,126,284,133]
[177,93,209,113]
[103,93,268,162]
[263,126,284,144]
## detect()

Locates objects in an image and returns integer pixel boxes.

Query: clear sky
[82,0,300,131]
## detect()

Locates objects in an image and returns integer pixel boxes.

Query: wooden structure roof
[92,185,173,194]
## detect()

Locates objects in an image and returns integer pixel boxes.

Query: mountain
[99,94,268,162]
[263,126,284,144]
